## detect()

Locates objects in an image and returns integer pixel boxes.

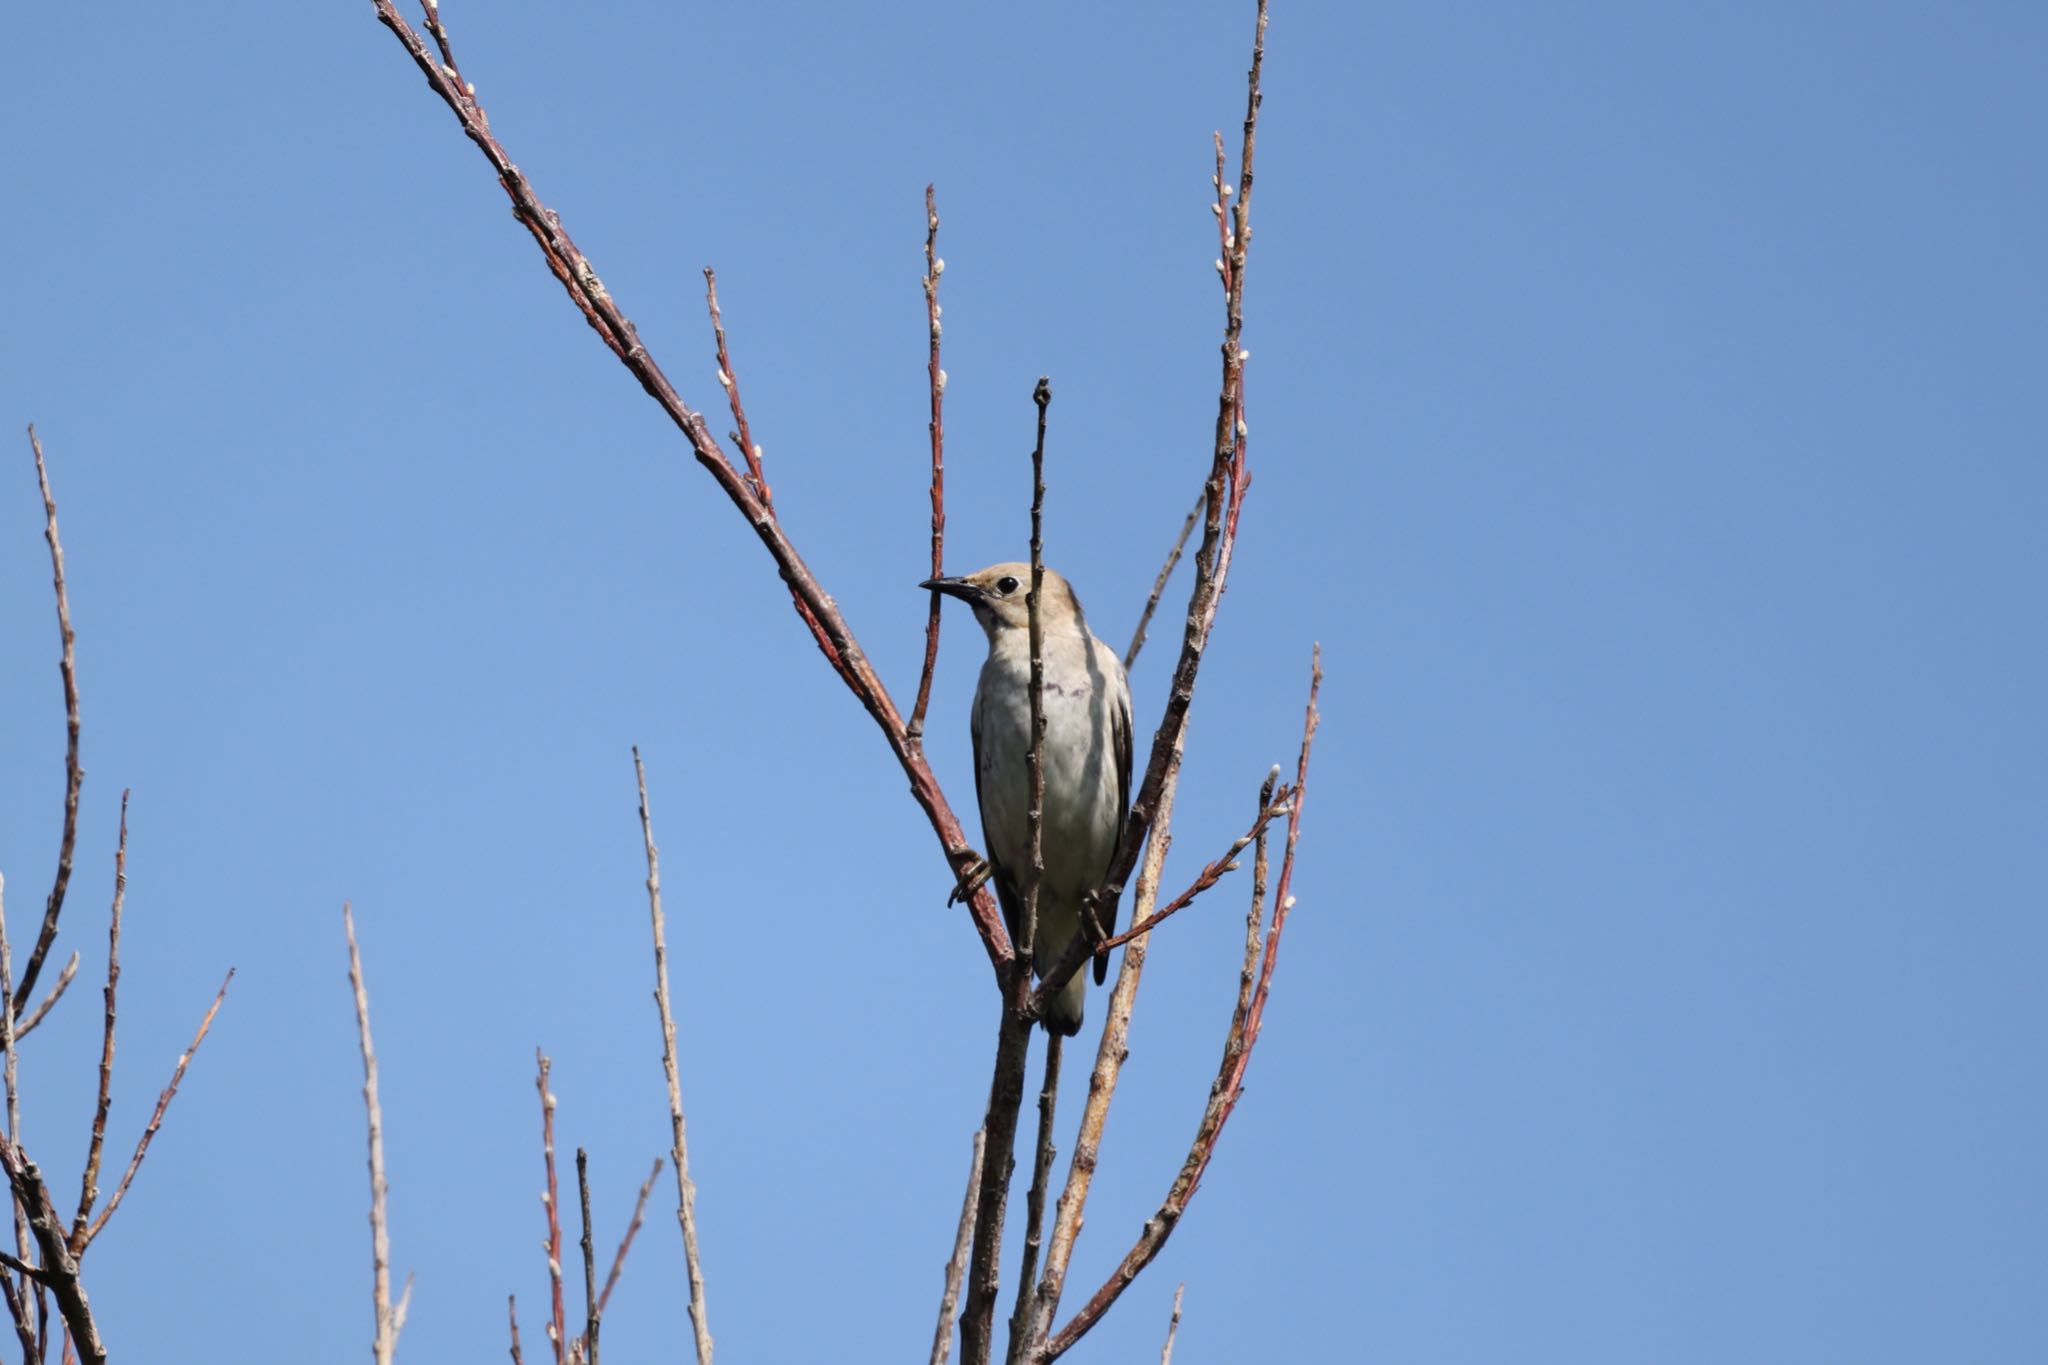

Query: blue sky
[3,2,2045,1361]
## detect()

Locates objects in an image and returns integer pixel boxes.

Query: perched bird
[923,563,1133,1035]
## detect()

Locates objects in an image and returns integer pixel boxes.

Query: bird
[922,562,1133,1035]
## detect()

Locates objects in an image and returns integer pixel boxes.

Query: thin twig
[534,1051,566,1365]
[72,793,128,1251]
[0,1253,43,1286]
[960,380,1054,1365]
[509,1294,525,1365]
[929,1129,985,1365]
[907,184,949,745]
[19,426,83,1015]
[575,1148,599,1365]
[0,1136,105,1365]
[1004,1036,1062,1365]
[596,1157,662,1317]
[1124,492,1204,672]
[1159,1284,1185,1365]
[0,1265,36,1365]
[1042,646,1317,1361]
[12,952,78,1043]
[82,968,233,1248]
[702,269,769,508]
[344,904,404,1365]
[1094,784,1292,954]
[634,751,713,1365]
[367,2,1014,972]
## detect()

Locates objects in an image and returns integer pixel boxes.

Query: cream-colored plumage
[924,563,1133,1035]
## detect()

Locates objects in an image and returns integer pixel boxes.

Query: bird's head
[920,562,1085,641]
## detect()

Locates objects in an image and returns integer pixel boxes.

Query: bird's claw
[948,856,993,907]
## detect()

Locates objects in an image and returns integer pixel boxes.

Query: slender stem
[702,269,769,508]
[83,968,233,1248]
[1124,492,1204,672]
[72,793,129,1250]
[1094,784,1291,954]
[19,426,84,1015]
[12,952,79,1043]
[596,1157,662,1316]
[1005,1037,1062,1365]
[1159,1285,1185,1365]
[575,1148,599,1365]
[958,1009,1033,1365]
[634,751,714,1365]
[908,185,949,745]
[344,904,403,1365]
[509,1295,525,1365]
[535,1052,566,1365]
[0,873,36,1337]
[928,1129,985,1365]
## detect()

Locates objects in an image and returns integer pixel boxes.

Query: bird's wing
[1097,653,1135,984]
[971,688,1025,950]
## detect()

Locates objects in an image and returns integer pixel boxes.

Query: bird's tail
[1041,964,1087,1037]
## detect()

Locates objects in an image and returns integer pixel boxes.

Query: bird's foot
[948,856,993,907]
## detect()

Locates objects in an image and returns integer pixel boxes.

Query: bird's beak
[920,576,981,601]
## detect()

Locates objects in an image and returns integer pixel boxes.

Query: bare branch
[71,793,129,1250]
[575,1148,599,1365]
[633,751,713,1365]
[508,1294,525,1365]
[1124,492,1204,672]
[1043,646,1318,1361]
[702,269,769,508]
[907,185,950,746]
[929,1129,985,1365]
[1004,1038,1062,1365]
[534,1051,566,1365]
[19,426,84,1015]
[366,1,1013,972]
[84,968,233,1247]
[1094,782,1292,954]
[0,1136,105,1365]
[1159,1284,1185,1365]
[0,873,40,1350]
[596,1157,661,1317]
[344,904,404,1365]
[11,953,78,1044]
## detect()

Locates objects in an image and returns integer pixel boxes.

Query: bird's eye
[996,575,1020,595]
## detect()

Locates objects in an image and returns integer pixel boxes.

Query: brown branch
[1004,1036,1062,1365]
[702,269,769,508]
[1042,645,1317,1361]
[575,1148,599,1365]
[84,967,233,1247]
[0,874,40,1354]
[959,380,1055,1365]
[71,793,128,1251]
[508,1294,525,1365]
[534,1051,566,1365]
[907,185,950,746]
[596,1157,661,1317]
[1031,0,1268,1019]
[1094,782,1291,955]
[929,1128,985,1365]
[366,0,1013,972]
[1123,491,1204,672]
[12,953,78,1044]
[19,426,84,1015]
[1159,1284,1185,1365]
[0,1136,105,1365]
[344,904,405,1365]
[0,1265,36,1365]
[633,751,713,1365]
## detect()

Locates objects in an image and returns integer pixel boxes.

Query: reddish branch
[367,0,1012,970]
[535,1051,567,1365]
[702,269,769,508]
[1123,491,1203,672]
[18,426,83,1015]
[1093,782,1291,955]
[1041,647,1317,1361]
[12,952,78,1044]
[596,1157,662,1317]
[908,185,949,744]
